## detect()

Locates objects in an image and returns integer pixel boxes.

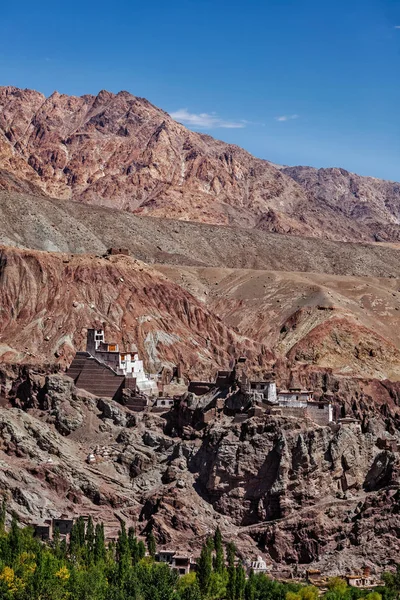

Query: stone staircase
[67,352,125,400]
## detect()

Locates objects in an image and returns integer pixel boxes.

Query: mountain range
[1,85,400,574]
[1,85,400,242]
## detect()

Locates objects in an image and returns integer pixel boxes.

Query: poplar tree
[213,527,225,574]
[245,570,256,600]
[197,541,212,597]
[128,526,139,564]
[0,497,6,534]
[137,540,146,560]
[94,523,106,563]
[226,542,236,600]
[85,516,95,564]
[116,520,130,583]
[147,530,157,559]
[235,563,246,600]
[8,513,21,560]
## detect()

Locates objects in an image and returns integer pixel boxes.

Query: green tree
[327,577,348,596]
[287,585,320,600]
[147,530,156,559]
[8,514,21,560]
[128,527,138,562]
[383,565,400,598]
[85,516,95,564]
[235,563,246,600]
[197,541,212,597]
[209,571,228,600]
[94,523,106,564]
[178,574,202,600]
[70,516,86,557]
[226,542,236,600]
[0,497,6,535]
[213,527,225,575]
[116,520,130,583]
[245,569,256,600]
[137,540,146,560]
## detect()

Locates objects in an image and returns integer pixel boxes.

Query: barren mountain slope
[3,191,400,278]
[1,86,400,241]
[0,245,263,375]
[0,85,313,234]
[157,265,400,380]
[283,165,400,242]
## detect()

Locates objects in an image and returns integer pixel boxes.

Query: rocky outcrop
[1,368,400,574]
[190,413,400,571]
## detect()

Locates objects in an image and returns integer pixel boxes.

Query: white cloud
[275,114,299,122]
[395,25,400,28]
[170,108,245,129]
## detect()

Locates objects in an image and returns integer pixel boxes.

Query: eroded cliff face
[0,245,265,376]
[189,410,400,572]
[193,416,393,524]
[1,368,399,575]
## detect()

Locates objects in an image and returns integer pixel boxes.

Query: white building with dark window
[86,328,158,396]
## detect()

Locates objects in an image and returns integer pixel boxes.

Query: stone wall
[307,403,331,426]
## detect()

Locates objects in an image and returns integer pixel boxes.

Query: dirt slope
[156,265,400,380]
[3,191,400,278]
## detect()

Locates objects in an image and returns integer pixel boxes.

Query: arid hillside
[157,264,400,380]
[1,85,400,241]
[1,369,400,575]
[282,165,400,242]
[1,240,400,380]
[0,245,262,375]
[2,189,400,379]
[2,191,400,278]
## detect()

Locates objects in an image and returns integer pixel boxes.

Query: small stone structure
[106,247,130,256]
[53,517,74,536]
[34,517,75,540]
[272,388,333,425]
[153,397,175,411]
[156,550,194,575]
[345,567,382,589]
[34,523,51,540]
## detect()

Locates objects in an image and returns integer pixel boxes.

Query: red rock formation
[0,245,266,376]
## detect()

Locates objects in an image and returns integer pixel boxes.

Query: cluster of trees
[194,529,300,600]
[0,503,399,600]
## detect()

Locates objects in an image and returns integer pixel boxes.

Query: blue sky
[1,0,400,180]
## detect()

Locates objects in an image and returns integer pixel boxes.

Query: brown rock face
[191,414,400,572]
[0,86,310,232]
[1,367,400,575]
[2,86,400,241]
